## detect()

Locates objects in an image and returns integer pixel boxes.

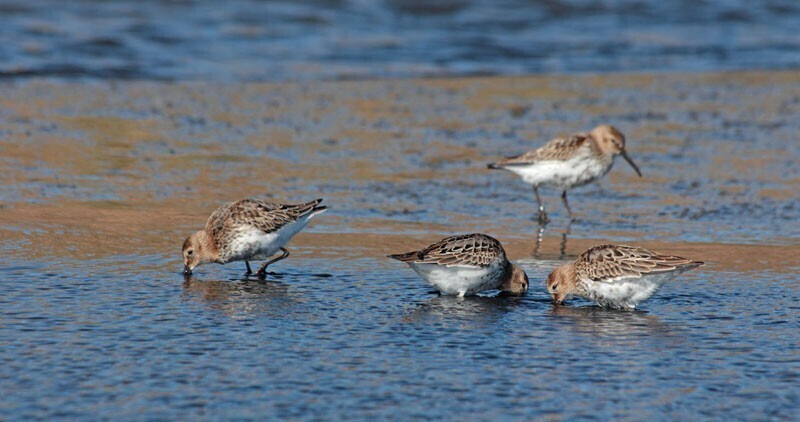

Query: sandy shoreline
[2,70,798,269]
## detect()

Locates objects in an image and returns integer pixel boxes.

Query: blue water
[1,0,799,81]
[2,257,799,420]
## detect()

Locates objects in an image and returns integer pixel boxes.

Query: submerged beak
[551,294,563,305]
[620,149,642,177]
[183,265,192,276]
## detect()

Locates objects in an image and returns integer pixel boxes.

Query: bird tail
[681,261,705,271]
[387,251,421,262]
[300,198,328,218]
[658,260,704,282]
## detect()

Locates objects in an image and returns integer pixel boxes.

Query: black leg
[561,190,574,220]
[533,186,549,224]
[245,260,253,275]
[256,248,291,279]
[560,220,572,259]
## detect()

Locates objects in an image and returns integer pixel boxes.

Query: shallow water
[2,0,800,81]
[1,72,799,419]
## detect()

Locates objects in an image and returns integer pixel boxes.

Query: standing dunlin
[388,233,528,297]
[546,244,703,310]
[182,198,327,278]
[488,125,642,223]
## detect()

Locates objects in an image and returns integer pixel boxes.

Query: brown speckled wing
[206,198,323,243]
[494,133,589,166]
[575,244,703,282]
[389,233,507,268]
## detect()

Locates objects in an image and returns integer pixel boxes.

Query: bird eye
[187,250,193,256]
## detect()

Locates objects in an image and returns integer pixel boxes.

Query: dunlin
[488,124,642,223]
[388,233,528,297]
[546,244,703,310]
[182,198,327,278]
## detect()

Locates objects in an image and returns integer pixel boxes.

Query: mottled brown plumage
[182,198,327,278]
[488,124,641,223]
[388,233,506,268]
[207,198,324,258]
[490,132,590,166]
[575,244,702,282]
[388,234,528,296]
[546,244,703,309]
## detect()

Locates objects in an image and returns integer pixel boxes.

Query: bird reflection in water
[548,303,678,339]
[532,220,572,259]
[181,274,300,318]
[402,294,526,326]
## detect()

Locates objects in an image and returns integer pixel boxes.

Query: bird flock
[182,124,702,310]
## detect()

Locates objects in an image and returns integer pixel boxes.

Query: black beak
[183,265,192,276]
[621,149,642,177]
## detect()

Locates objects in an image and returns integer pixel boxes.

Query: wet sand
[1,70,798,269]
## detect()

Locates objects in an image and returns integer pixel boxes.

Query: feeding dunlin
[546,244,703,310]
[182,198,327,278]
[388,233,528,297]
[488,125,642,223]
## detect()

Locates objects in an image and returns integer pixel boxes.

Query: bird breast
[511,149,612,189]
[578,272,675,309]
[220,227,280,263]
[408,262,504,296]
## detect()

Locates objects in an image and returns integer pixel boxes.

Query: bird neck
[197,230,221,263]
[588,135,615,159]
[499,262,525,294]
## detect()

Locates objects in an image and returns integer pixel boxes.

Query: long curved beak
[621,149,642,177]
[183,265,192,276]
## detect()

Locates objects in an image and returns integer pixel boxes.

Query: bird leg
[244,260,253,276]
[533,186,549,224]
[561,190,574,221]
[256,248,291,279]
[560,220,572,259]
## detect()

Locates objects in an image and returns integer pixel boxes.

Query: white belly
[507,154,610,189]
[226,216,313,262]
[408,262,503,296]
[580,272,677,310]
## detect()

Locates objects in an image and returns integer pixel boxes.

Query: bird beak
[620,149,642,177]
[183,265,192,276]
[551,294,563,305]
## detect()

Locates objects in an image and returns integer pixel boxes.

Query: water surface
[1,0,799,81]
